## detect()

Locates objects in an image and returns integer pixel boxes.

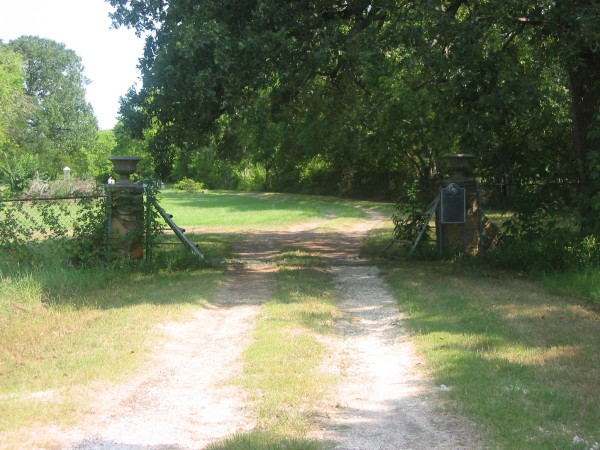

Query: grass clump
[384,262,600,449]
[236,261,340,442]
[273,248,325,269]
[172,177,205,191]
[538,269,600,306]
[480,233,600,275]
[207,431,322,450]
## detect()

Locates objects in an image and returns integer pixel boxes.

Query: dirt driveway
[36,209,482,449]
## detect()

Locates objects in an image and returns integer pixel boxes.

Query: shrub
[172,177,205,191]
[69,195,110,265]
[480,191,600,272]
[479,205,600,274]
[0,154,40,195]
[392,182,434,243]
[235,163,266,191]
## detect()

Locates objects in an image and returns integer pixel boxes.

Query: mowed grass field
[157,190,388,230]
[1,189,598,449]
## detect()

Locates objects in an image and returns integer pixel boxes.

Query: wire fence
[1,180,586,267]
[0,185,190,268]
[388,180,587,256]
[0,194,107,265]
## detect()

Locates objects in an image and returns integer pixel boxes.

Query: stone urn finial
[444,154,474,180]
[108,156,142,186]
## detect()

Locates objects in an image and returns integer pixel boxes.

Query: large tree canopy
[7,36,98,174]
[0,44,34,154]
[109,0,599,225]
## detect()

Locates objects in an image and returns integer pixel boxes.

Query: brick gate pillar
[107,156,144,259]
[435,154,482,255]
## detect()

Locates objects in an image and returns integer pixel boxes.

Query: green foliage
[107,0,600,236]
[112,122,156,179]
[0,153,40,195]
[2,38,115,183]
[109,0,416,196]
[0,44,34,153]
[502,199,569,241]
[68,195,110,266]
[173,146,235,189]
[486,233,600,274]
[8,36,98,175]
[85,130,117,181]
[585,150,600,235]
[172,177,205,191]
[392,182,432,243]
[480,187,600,272]
[234,162,267,192]
[297,155,339,195]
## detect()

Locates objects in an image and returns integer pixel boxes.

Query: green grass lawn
[383,261,600,449]
[157,190,381,230]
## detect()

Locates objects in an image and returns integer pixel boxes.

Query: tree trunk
[568,51,600,234]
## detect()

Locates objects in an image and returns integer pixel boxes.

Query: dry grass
[0,267,223,437]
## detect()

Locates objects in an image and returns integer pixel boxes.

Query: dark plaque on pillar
[441,183,466,224]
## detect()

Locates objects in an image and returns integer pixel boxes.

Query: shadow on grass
[44,267,225,311]
[1,258,223,313]
[0,232,242,312]
[385,262,600,448]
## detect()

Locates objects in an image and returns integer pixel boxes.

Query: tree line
[107,0,599,232]
[2,2,600,239]
[1,36,101,187]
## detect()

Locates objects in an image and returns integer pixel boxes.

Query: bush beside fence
[391,181,600,272]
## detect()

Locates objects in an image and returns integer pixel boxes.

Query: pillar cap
[444,154,474,179]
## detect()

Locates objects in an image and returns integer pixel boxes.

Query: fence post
[144,185,153,262]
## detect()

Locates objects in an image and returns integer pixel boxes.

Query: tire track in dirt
[315,265,482,449]
[59,267,275,449]
[223,208,483,449]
